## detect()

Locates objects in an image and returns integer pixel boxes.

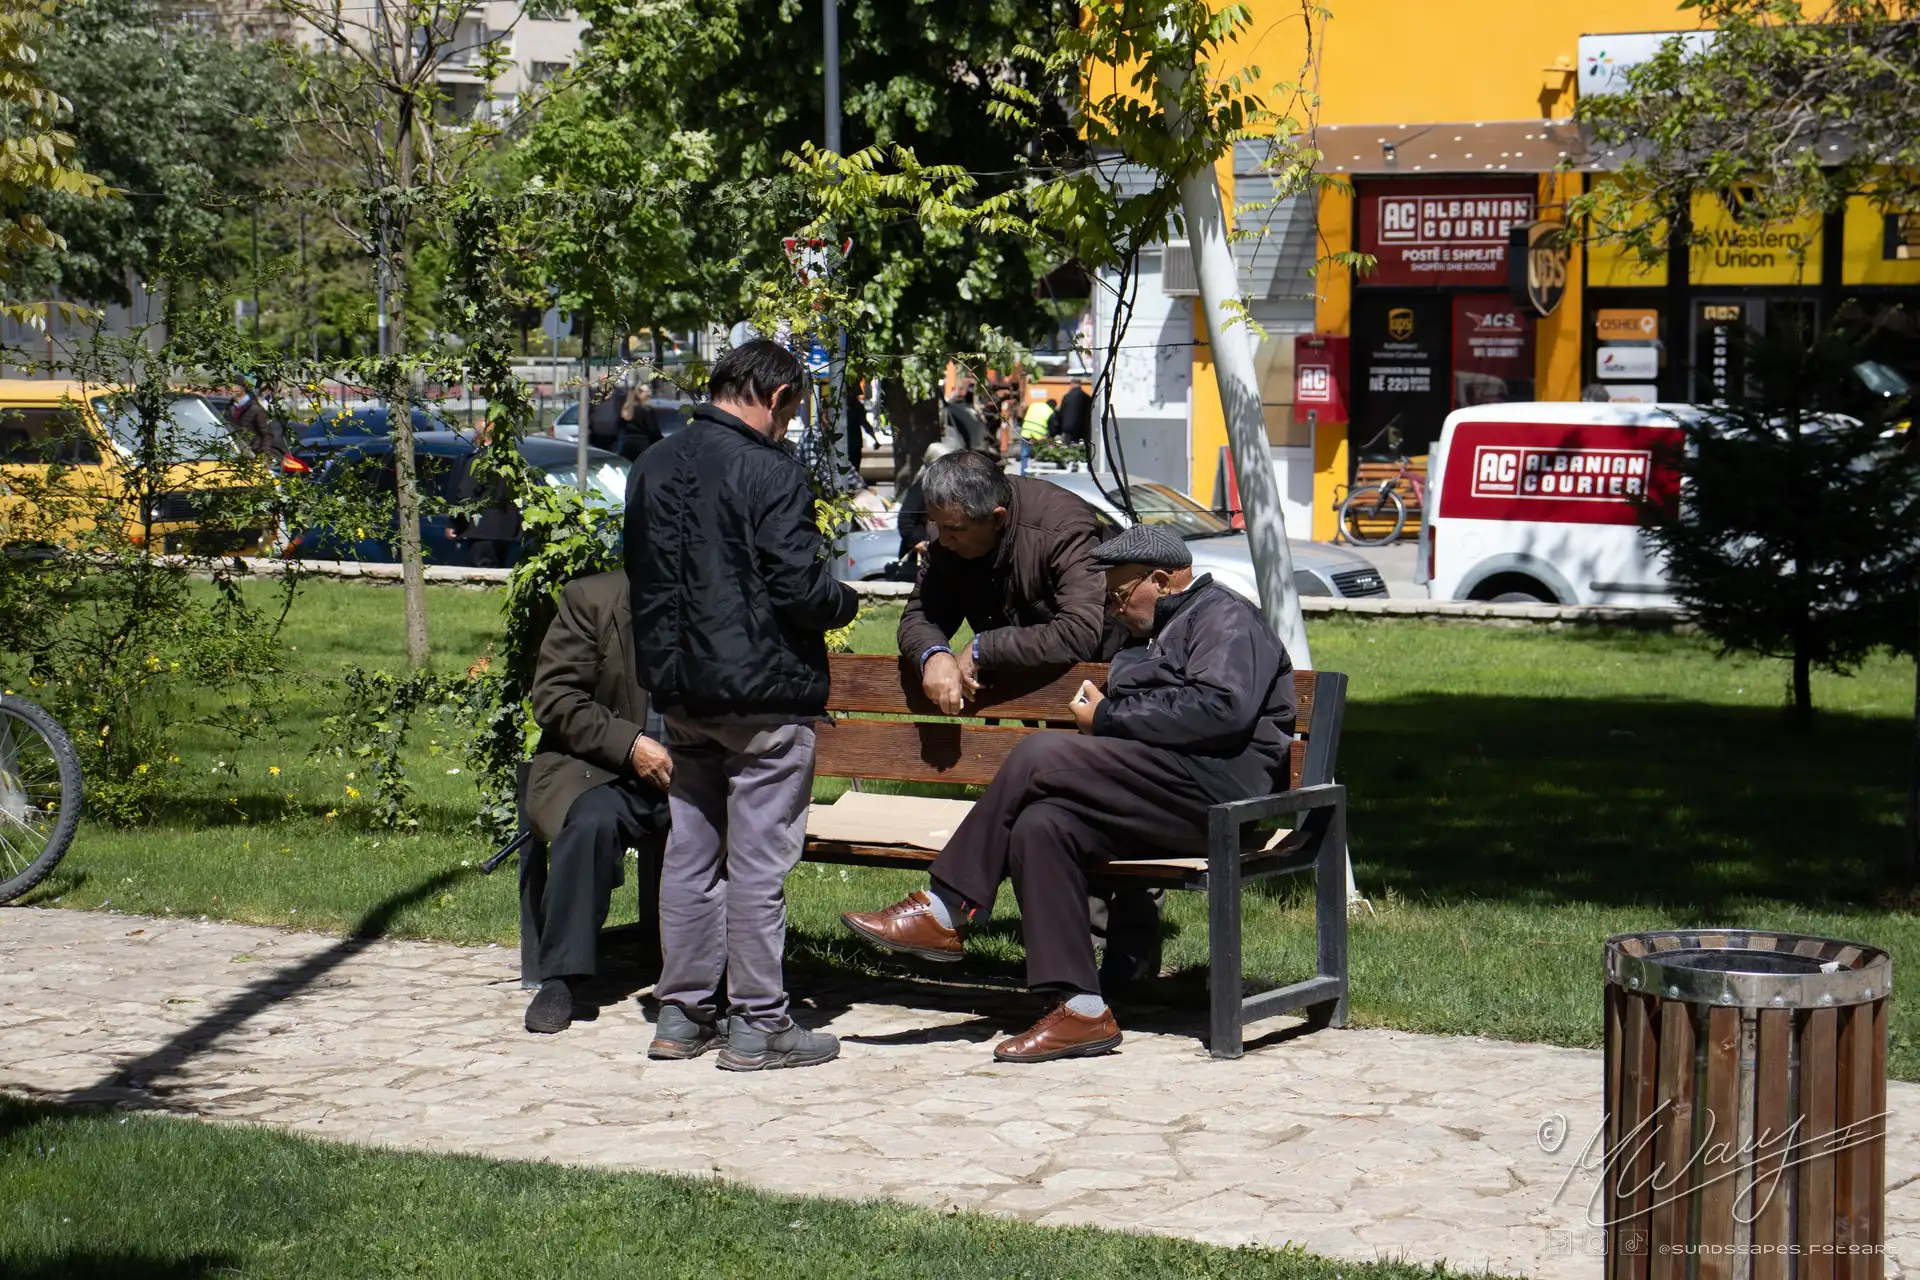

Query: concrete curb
[218,557,1685,623]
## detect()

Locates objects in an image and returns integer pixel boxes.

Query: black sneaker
[647,1005,722,1060]
[716,1017,840,1071]
[525,978,573,1034]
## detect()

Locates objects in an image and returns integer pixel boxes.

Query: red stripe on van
[1440,420,1680,526]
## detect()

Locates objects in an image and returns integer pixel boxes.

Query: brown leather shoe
[840,890,964,962]
[994,1003,1123,1063]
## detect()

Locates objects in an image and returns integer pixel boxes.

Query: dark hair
[709,339,804,408]
[921,450,1012,520]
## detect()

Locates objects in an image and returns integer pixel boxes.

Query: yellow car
[0,380,270,554]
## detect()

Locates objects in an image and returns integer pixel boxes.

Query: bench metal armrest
[1207,783,1346,835]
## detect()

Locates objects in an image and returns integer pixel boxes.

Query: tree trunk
[389,100,430,671]
[1174,177,1311,668]
[883,379,942,491]
[1159,68,1311,667]
[1791,646,1813,730]
[577,309,592,493]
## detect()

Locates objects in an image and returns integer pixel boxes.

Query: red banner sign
[1291,333,1349,424]
[1439,420,1680,525]
[1359,179,1536,287]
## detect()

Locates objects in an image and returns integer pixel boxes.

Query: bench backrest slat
[825,654,1319,739]
[826,656,1108,720]
[820,653,1328,792]
[814,717,1311,790]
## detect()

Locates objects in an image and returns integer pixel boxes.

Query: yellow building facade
[1179,0,1920,538]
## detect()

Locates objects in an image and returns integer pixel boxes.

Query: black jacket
[1091,575,1296,803]
[625,404,859,719]
[896,476,1110,670]
[1055,385,1093,446]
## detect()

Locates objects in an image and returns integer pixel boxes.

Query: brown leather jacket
[526,572,653,844]
[896,475,1109,671]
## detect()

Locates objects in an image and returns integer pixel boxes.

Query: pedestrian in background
[1056,379,1092,448]
[625,339,859,1071]
[1019,396,1056,475]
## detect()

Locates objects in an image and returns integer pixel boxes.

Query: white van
[1418,401,1692,606]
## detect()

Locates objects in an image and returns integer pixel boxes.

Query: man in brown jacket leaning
[522,570,671,1034]
[896,451,1163,991]
[897,450,1108,713]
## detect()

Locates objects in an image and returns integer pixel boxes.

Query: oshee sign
[1440,421,1679,526]
[1359,178,1536,287]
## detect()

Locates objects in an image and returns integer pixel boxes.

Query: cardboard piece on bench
[805,791,977,852]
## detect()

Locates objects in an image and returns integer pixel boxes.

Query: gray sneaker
[647,1005,722,1060]
[716,1017,840,1071]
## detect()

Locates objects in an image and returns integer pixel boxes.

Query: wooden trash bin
[1604,929,1891,1280]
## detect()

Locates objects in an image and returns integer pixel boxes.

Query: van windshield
[91,394,234,461]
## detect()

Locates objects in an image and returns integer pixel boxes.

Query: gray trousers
[655,717,817,1031]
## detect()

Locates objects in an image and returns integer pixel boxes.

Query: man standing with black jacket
[625,340,859,1071]
[844,525,1295,1063]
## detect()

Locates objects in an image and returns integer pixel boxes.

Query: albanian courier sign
[1358,178,1537,288]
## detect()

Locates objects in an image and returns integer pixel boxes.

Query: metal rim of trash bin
[1605,928,1891,1010]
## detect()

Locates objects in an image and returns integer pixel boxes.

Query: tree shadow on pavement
[44,866,469,1110]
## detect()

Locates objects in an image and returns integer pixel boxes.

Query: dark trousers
[929,733,1212,994]
[538,779,668,982]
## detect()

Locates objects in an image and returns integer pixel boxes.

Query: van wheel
[1468,572,1557,605]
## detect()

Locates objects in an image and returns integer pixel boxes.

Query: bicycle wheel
[1338,484,1407,547]
[0,694,83,904]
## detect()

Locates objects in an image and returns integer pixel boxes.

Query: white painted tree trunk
[1175,161,1312,668]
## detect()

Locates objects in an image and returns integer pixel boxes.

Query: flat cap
[1090,523,1192,570]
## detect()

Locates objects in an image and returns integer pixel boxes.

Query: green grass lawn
[18,578,1920,1077]
[0,1098,1484,1279]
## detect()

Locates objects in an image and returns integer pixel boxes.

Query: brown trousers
[929,732,1212,994]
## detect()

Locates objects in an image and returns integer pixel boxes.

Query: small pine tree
[1642,312,1920,730]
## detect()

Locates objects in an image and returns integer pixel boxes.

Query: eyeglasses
[1107,576,1149,610]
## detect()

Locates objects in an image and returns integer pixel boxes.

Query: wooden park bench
[512,653,1350,1060]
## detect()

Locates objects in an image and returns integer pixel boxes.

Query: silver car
[1038,472,1387,600]
[832,471,1388,600]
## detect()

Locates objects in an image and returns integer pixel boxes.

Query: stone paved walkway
[1,907,1913,1277]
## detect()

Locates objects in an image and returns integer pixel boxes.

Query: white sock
[1064,992,1107,1017]
[919,886,955,930]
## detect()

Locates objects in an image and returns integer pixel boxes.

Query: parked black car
[289,431,630,568]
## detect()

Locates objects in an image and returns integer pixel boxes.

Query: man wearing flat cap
[842,525,1297,1062]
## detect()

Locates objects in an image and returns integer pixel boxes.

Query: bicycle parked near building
[0,693,82,905]
[1336,423,1427,547]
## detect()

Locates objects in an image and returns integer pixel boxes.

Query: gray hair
[921,450,1011,520]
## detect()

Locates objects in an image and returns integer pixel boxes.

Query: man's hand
[1070,679,1104,734]
[955,641,982,698]
[629,735,673,789]
[922,651,967,715]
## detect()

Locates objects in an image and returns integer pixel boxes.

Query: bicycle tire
[1338,484,1408,547]
[0,694,83,905]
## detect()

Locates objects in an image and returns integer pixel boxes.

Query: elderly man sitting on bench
[841,524,1297,1062]
[521,570,672,1034]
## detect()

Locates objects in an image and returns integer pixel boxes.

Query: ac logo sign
[1297,364,1334,404]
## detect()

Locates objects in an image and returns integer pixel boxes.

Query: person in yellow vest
[1018,396,1055,476]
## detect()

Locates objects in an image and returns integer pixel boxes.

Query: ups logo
[1388,307,1415,340]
